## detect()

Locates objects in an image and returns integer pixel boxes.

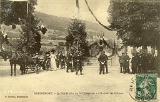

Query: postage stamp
[136,74,157,101]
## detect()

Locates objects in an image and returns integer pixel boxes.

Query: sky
[35,0,110,25]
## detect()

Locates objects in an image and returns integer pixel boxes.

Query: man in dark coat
[73,53,77,72]
[75,52,83,75]
[56,53,60,68]
[124,53,130,73]
[66,52,73,72]
[139,52,147,73]
[98,51,108,74]
[118,53,125,73]
[60,53,66,69]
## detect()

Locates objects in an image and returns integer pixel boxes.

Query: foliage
[1,0,45,54]
[1,0,37,25]
[108,0,160,71]
[108,0,160,47]
[66,19,89,56]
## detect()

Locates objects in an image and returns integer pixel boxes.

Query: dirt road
[0,65,159,102]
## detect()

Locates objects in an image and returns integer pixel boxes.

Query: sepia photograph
[0,0,160,102]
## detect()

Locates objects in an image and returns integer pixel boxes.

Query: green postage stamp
[136,74,157,101]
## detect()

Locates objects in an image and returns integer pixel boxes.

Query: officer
[98,51,107,74]
[124,53,130,73]
[118,53,125,73]
[76,51,83,75]
[131,52,139,74]
[66,52,73,72]
[61,53,66,69]
[140,52,147,73]
[43,51,51,70]
[131,53,136,74]
[147,53,153,72]
[56,52,60,69]
[134,52,140,74]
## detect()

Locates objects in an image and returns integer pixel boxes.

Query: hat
[51,48,55,53]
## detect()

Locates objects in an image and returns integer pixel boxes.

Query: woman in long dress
[50,50,57,71]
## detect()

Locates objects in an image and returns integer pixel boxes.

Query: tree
[1,0,37,25]
[66,19,89,56]
[108,0,160,70]
[1,0,46,54]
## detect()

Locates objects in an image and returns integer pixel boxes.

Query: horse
[0,51,27,76]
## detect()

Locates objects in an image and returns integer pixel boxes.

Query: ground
[0,60,159,102]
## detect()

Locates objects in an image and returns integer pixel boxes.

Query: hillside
[35,11,117,40]
[4,12,117,43]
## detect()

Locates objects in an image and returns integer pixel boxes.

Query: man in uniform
[118,53,125,73]
[131,53,136,74]
[43,51,50,70]
[56,52,60,69]
[140,52,147,73]
[66,52,73,72]
[131,52,139,74]
[124,53,130,73]
[59,51,66,69]
[98,51,108,74]
[61,53,66,69]
[76,51,83,75]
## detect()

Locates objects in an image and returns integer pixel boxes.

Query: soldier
[56,52,60,69]
[131,52,139,74]
[147,53,153,72]
[98,51,107,74]
[134,52,140,74]
[66,52,73,72]
[140,52,147,73]
[131,53,136,74]
[60,53,66,69]
[43,51,51,70]
[76,51,83,75]
[138,53,142,74]
[118,53,125,73]
[124,53,130,73]
[73,53,77,72]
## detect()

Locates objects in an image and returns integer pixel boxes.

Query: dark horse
[0,51,27,76]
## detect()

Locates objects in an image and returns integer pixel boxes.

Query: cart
[25,56,43,74]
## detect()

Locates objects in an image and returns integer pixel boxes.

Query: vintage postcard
[0,0,160,102]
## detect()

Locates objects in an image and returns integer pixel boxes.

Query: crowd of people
[32,48,158,75]
[33,49,84,75]
[118,52,157,74]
